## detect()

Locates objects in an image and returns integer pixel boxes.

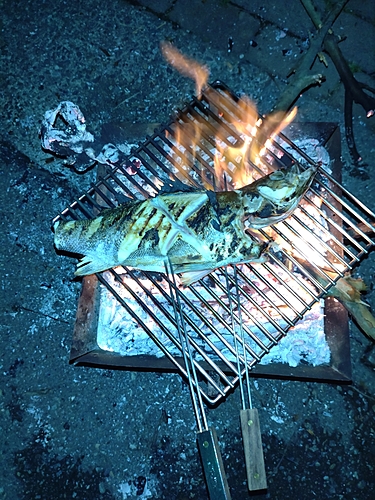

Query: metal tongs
[165,260,232,500]
[225,266,267,491]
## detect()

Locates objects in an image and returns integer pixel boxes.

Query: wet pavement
[1,0,375,498]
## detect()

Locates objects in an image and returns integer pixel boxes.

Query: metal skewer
[225,265,267,491]
[164,259,232,500]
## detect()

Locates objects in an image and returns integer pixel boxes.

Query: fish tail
[74,255,108,276]
[54,219,115,276]
[53,219,86,254]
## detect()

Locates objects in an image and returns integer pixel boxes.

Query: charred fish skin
[53,189,267,281]
[53,199,146,274]
[181,190,267,268]
[240,165,316,229]
[53,165,314,282]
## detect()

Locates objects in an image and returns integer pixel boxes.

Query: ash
[260,299,329,367]
[97,269,330,369]
[96,138,333,369]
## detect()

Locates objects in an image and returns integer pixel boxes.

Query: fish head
[257,165,316,206]
[241,165,317,228]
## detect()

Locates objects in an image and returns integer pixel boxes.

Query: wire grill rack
[53,81,375,404]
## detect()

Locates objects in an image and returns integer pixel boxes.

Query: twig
[300,0,375,165]
[293,261,375,342]
[351,385,375,403]
[344,86,361,164]
[326,277,375,342]
[19,305,70,325]
[271,73,325,114]
[271,0,348,114]
[323,33,375,115]
[300,0,348,30]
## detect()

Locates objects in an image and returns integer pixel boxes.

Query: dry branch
[326,277,375,342]
[271,0,347,113]
[264,0,375,167]
[297,261,375,342]
[300,0,375,165]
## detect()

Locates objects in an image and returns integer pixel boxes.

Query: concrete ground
[1,0,375,498]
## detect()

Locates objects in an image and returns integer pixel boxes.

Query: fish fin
[74,255,110,276]
[180,269,213,286]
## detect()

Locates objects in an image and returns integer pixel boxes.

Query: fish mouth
[259,167,316,200]
[52,220,63,248]
[241,165,317,228]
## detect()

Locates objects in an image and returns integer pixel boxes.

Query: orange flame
[218,96,259,188]
[249,107,297,167]
[161,42,209,96]
[161,44,298,189]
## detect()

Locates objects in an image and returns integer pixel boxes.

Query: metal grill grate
[54,81,375,404]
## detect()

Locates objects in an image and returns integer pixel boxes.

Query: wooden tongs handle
[240,408,267,491]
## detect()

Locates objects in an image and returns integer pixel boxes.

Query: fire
[213,96,259,189]
[161,42,298,189]
[249,107,297,166]
[221,105,297,188]
[160,45,335,273]
[160,42,209,96]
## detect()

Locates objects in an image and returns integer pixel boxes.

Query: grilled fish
[53,165,316,285]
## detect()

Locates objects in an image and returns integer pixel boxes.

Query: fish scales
[54,190,266,282]
[53,164,317,285]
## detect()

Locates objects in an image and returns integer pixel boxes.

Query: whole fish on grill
[53,164,316,285]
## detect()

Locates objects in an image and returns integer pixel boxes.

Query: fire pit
[50,80,375,497]
[53,82,375,404]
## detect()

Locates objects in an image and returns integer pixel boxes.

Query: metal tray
[67,123,351,383]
